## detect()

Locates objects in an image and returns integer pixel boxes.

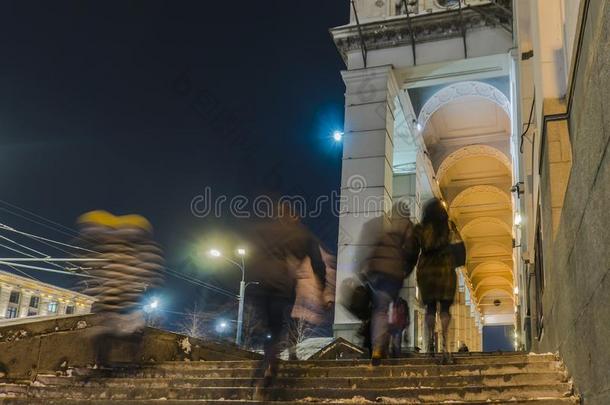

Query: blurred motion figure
[76,210,164,366]
[246,201,326,391]
[363,201,418,364]
[414,198,464,359]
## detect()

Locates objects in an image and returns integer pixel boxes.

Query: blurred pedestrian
[76,210,164,367]
[388,296,409,358]
[414,198,464,360]
[364,202,418,364]
[248,201,326,391]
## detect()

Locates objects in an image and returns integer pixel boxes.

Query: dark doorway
[483,325,515,352]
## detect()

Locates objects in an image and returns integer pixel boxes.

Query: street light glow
[413,119,422,132]
[333,130,343,141]
[209,249,221,257]
[237,248,246,256]
[514,213,522,226]
[150,299,159,309]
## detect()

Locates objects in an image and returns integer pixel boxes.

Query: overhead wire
[0,201,237,299]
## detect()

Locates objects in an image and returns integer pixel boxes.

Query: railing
[349,0,498,23]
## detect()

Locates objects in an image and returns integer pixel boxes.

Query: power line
[0,261,100,279]
[0,201,237,299]
[0,201,83,240]
[0,223,98,254]
[4,263,41,281]
[0,234,93,274]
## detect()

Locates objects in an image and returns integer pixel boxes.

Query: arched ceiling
[421,82,515,326]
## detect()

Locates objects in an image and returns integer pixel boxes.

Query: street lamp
[208,248,252,346]
[144,298,160,312]
[333,130,344,142]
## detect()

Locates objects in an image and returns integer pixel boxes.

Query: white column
[530,0,568,118]
[18,291,32,318]
[0,285,12,319]
[57,301,67,315]
[334,65,399,342]
[39,296,51,316]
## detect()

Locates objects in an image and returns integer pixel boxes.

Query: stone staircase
[0,352,580,404]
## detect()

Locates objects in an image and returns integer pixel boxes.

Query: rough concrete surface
[533,0,610,404]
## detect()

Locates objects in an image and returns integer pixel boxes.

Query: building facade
[0,270,94,321]
[331,0,609,401]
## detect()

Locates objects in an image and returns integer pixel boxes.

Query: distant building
[0,270,94,321]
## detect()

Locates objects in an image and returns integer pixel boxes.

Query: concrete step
[35,371,567,389]
[1,383,574,402]
[100,361,565,379]
[0,398,582,405]
[130,353,557,369]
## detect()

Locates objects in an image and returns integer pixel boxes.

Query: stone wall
[0,314,260,380]
[533,0,610,403]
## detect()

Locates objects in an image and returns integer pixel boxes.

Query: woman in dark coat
[364,201,419,362]
[414,198,462,356]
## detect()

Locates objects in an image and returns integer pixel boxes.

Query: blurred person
[76,210,164,366]
[320,246,337,314]
[363,201,418,365]
[247,201,326,391]
[388,296,409,358]
[414,198,464,360]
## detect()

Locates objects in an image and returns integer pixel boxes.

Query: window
[48,301,58,313]
[29,296,40,309]
[27,309,38,316]
[6,306,18,319]
[9,291,20,304]
[65,305,75,315]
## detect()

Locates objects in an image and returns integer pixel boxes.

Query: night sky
[0,1,348,322]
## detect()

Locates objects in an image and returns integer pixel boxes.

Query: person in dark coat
[414,198,463,356]
[247,201,326,389]
[364,201,418,363]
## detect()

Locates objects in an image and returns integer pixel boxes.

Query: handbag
[450,241,466,267]
[340,277,372,321]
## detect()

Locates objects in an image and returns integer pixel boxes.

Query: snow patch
[179,337,192,354]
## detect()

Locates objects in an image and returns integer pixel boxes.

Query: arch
[467,241,513,259]
[460,216,513,238]
[470,261,514,279]
[471,271,513,287]
[436,145,512,183]
[450,185,512,210]
[417,81,511,132]
[478,285,514,301]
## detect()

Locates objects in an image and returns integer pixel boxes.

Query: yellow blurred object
[78,210,153,232]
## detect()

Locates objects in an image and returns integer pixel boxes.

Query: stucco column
[57,301,67,316]
[530,0,568,125]
[18,291,32,318]
[38,296,51,316]
[0,285,12,319]
[334,65,398,342]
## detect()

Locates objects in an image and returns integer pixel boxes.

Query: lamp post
[209,248,253,346]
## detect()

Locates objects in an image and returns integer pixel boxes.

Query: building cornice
[0,269,95,303]
[330,3,512,62]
